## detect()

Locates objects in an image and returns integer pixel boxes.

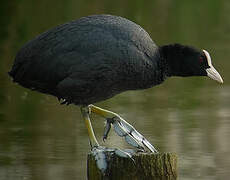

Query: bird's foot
[103,116,158,153]
[88,104,158,153]
[91,146,136,174]
[58,97,72,105]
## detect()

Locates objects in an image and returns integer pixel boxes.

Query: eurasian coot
[9,14,223,153]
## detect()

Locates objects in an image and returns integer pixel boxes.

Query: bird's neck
[159,44,186,77]
[139,50,168,89]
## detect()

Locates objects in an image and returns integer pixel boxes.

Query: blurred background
[0,0,229,179]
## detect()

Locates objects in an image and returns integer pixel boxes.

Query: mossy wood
[87,152,177,180]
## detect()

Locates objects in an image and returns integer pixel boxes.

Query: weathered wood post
[87,152,177,180]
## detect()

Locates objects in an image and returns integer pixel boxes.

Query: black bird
[9,15,223,153]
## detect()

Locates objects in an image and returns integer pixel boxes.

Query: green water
[0,0,230,179]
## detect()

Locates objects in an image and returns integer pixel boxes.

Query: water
[0,0,230,179]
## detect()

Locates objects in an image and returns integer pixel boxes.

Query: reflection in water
[0,0,230,180]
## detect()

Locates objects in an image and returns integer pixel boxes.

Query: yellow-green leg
[89,104,118,119]
[81,106,99,147]
[81,104,158,174]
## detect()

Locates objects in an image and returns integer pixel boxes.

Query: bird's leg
[80,106,99,148]
[80,106,132,174]
[88,104,158,153]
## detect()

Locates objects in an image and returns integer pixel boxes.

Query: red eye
[199,57,203,63]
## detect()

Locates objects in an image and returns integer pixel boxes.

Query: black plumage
[9,14,215,105]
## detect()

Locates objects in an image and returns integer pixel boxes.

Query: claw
[110,116,158,153]
[103,118,112,142]
[123,148,144,154]
[112,117,144,150]
[119,118,134,132]
[60,99,72,105]
[142,139,158,153]
[130,129,158,153]
[130,130,144,143]
[114,148,135,163]
[124,135,144,150]
[60,99,67,105]
[113,118,129,137]
[91,146,135,174]
[91,146,107,174]
[114,148,132,158]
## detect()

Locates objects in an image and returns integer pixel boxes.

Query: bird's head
[160,44,223,83]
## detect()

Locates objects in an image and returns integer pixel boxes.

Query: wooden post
[87,151,177,180]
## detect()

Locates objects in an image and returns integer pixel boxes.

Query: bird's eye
[199,57,203,63]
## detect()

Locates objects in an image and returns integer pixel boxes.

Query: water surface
[0,0,230,179]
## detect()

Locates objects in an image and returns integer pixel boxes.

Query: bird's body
[9,15,166,105]
[9,14,223,159]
